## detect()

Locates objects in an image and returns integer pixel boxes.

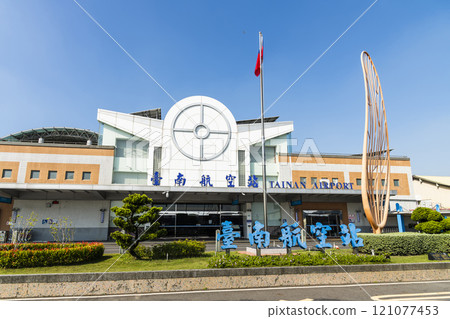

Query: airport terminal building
[0,96,417,241]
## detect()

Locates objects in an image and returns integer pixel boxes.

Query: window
[332,178,338,184]
[30,170,40,179]
[250,146,276,163]
[115,139,127,157]
[356,178,361,186]
[2,169,12,178]
[116,138,149,159]
[153,147,162,174]
[82,171,91,180]
[311,177,317,185]
[238,150,245,186]
[300,177,307,184]
[381,179,385,186]
[48,171,57,180]
[265,146,276,163]
[65,171,74,180]
[394,179,400,187]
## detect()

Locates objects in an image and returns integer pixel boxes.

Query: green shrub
[411,207,447,234]
[359,233,450,256]
[0,242,95,251]
[441,218,450,231]
[152,239,206,260]
[208,252,390,268]
[411,207,433,222]
[427,211,444,222]
[134,245,152,259]
[416,221,445,234]
[0,242,104,268]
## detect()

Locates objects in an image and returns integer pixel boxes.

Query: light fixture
[11,208,20,223]
[100,208,107,223]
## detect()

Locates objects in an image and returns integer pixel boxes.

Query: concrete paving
[14,280,450,301]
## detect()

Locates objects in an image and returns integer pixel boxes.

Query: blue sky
[0,0,449,175]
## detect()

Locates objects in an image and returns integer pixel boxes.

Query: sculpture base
[246,247,287,256]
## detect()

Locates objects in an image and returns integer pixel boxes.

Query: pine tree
[110,193,166,258]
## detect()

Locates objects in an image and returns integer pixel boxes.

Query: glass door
[303,210,342,237]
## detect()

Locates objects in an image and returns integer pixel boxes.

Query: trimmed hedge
[0,242,104,268]
[359,233,450,256]
[415,221,445,234]
[208,252,390,268]
[411,207,448,234]
[152,239,206,260]
[0,243,94,251]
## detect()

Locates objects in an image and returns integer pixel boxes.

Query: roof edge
[0,141,114,150]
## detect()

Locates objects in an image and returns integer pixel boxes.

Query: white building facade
[0,96,417,241]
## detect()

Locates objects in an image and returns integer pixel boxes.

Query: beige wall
[0,161,20,183]
[0,143,114,185]
[292,170,345,188]
[279,155,411,167]
[413,180,450,208]
[0,144,114,156]
[24,163,100,184]
[349,172,410,196]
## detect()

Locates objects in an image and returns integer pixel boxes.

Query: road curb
[1,262,449,298]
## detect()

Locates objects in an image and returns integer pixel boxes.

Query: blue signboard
[0,197,12,204]
[290,199,302,206]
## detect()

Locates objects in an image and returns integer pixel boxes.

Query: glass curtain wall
[156,203,243,237]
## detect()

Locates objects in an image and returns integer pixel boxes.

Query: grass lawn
[389,255,446,263]
[0,253,214,275]
[0,251,447,275]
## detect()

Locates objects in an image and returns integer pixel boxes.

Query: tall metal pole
[258,31,268,232]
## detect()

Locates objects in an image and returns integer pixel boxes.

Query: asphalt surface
[14,280,450,301]
[11,240,448,302]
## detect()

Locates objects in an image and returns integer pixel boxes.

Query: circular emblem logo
[171,103,231,161]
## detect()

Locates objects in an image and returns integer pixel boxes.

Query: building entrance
[150,203,243,238]
[109,202,243,238]
[303,210,342,237]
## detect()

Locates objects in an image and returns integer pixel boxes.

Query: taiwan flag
[254,35,263,77]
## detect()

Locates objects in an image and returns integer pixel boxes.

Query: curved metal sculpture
[360,51,391,234]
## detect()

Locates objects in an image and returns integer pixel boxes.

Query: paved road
[14,280,450,301]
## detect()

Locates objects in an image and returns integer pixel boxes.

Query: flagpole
[258,31,268,233]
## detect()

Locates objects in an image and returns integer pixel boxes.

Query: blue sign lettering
[268,180,355,191]
[310,222,332,249]
[339,223,363,248]
[247,175,258,188]
[217,220,240,250]
[249,221,270,249]
[279,222,306,249]
[226,174,236,188]
[174,173,186,186]
[200,175,213,187]
[151,172,162,186]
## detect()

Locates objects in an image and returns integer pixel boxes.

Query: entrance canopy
[0,183,396,203]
